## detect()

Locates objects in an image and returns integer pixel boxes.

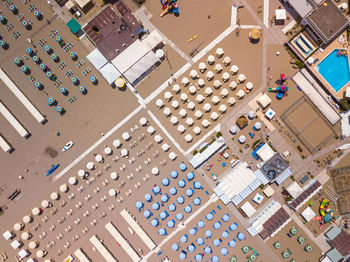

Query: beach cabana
[301,207,316,222]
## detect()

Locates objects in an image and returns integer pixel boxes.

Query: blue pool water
[317,49,350,92]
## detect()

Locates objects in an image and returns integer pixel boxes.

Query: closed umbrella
[228,97,236,106]
[173,84,181,94]
[221,88,229,98]
[177,125,186,133]
[237,89,245,99]
[193,126,201,135]
[147,126,156,135]
[163,107,171,117]
[246,82,253,90]
[189,85,197,95]
[219,104,227,113]
[113,139,121,148]
[198,79,205,87]
[238,135,246,144]
[212,96,220,105]
[213,80,221,89]
[202,119,210,128]
[203,103,211,112]
[139,117,148,126]
[122,132,130,141]
[171,116,179,125]
[210,112,219,121]
[229,81,237,90]
[180,93,188,102]
[171,100,179,109]
[223,56,231,66]
[179,109,187,118]
[156,99,164,108]
[190,70,198,79]
[206,71,214,81]
[255,122,262,130]
[208,55,215,64]
[205,87,213,96]
[222,72,230,82]
[230,65,239,74]
[164,91,172,101]
[194,110,203,119]
[214,64,223,73]
[186,117,194,126]
[182,77,189,86]
[188,101,195,110]
[23,215,31,224]
[216,48,224,57]
[199,62,206,72]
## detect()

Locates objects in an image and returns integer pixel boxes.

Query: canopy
[286,181,303,199]
[236,115,248,129]
[240,202,256,217]
[301,206,316,222]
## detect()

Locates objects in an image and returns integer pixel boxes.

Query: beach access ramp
[74,248,91,262]
[0,101,29,138]
[0,134,12,152]
[89,235,117,262]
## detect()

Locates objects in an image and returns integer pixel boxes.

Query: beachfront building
[322,226,350,262]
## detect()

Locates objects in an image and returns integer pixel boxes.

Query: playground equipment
[160,0,179,17]
[312,198,337,229]
[268,73,288,99]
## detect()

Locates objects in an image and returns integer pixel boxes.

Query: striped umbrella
[79,86,86,93]
[56,106,63,113]
[44,45,51,53]
[22,20,29,27]
[46,71,52,78]
[39,63,46,70]
[14,57,21,65]
[25,47,32,54]
[69,51,77,59]
[9,5,16,12]
[59,87,67,94]
[32,56,40,63]
[0,40,6,47]
[48,97,55,105]
[34,81,42,88]
[34,11,41,17]
[115,77,125,88]
[90,76,97,84]
[51,53,57,61]
[71,77,78,84]
[20,66,28,73]
[55,35,62,43]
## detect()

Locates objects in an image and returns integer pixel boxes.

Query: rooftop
[328,229,350,256]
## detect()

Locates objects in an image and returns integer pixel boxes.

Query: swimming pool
[316,49,350,92]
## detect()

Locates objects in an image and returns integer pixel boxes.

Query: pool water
[316,49,350,92]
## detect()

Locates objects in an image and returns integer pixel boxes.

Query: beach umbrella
[151,218,159,227]
[187,172,195,181]
[197,220,205,228]
[145,193,152,202]
[171,170,178,179]
[237,89,245,99]
[108,189,117,197]
[189,85,197,95]
[238,135,246,144]
[237,232,246,240]
[171,100,179,109]
[229,81,237,90]
[152,167,159,175]
[238,74,246,82]
[44,45,51,53]
[223,214,230,222]
[32,55,40,63]
[144,210,152,219]
[228,97,236,106]
[172,84,180,93]
[194,110,202,119]
[197,237,204,245]
[176,213,184,220]
[34,81,42,89]
[161,143,170,152]
[221,88,229,97]
[230,65,239,74]
[46,71,53,79]
[213,222,221,230]
[203,103,211,112]
[147,126,156,135]
[223,56,231,66]
[69,51,77,59]
[190,70,198,79]
[248,110,256,119]
[86,162,94,170]
[90,76,97,84]
[177,125,186,134]
[164,91,172,101]
[205,87,213,96]
[246,82,253,90]
[180,93,188,102]
[122,132,130,141]
[210,112,219,121]
[32,207,40,216]
[206,71,214,80]
[198,78,205,87]
[153,186,161,194]
[79,86,86,94]
[68,177,77,185]
[22,20,29,28]
[120,148,128,157]
[163,107,171,116]
[34,10,41,17]
[206,213,214,221]
[170,116,178,125]
[178,179,186,188]
[158,228,167,236]
[115,77,125,88]
[167,220,175,228]
[180,163,187,171]
[169,203,176,211]
[154,134,163,143]
[55,35,62,43]
[193,197,201,206]
[181,235,188,243]
[169,152,177,160]
[21,66,29,73]
[219,104,227,113]
[189,228,197,236]
[255,122,262,130]
[0,15,5,23]
[59,87,67,95]
[136,201,144,210]
[9,5,16,12]
[193,126,201,135]
[214,64,223,73]
[230,126,237,135]
[229,239,236,247]
[14,223,23,231]
[95,154,103,162]
[186,117,194,126]
[39,63,47,71]
[199,62,206,72]
[204,230,212,238]
[194,181,202,189]
[162,178,170,186]
[14,57,22,65]
[71,77,78,85]
[177,196,185,204]
[184,205,192,213]
[195,254,203,261]
[48,97,55,106]
[50,192,59,200]
[201,119,210,128]
[182,77,189,86]
[113,139,121,148]
[222,72,230,82]
[188,244,196,252]
[213,80,222,89]
[186,189,193,197]
[0,40,6,47]
[205,246,212,254]
[222,231,229,238]
[161,195,169,203]
[208,55,215,64]
[29,241,38,249]
[172,243,179,251]
[179,252,187,260]
[25,47,32,55]
[104,147,112,155]
[216,48,224,57]
[221,247,228,256]
[213,239,220,247]
[59,184,68,193]
[212,256,219,262]
[21,232,31,240]
[51,53,58,61]
[23,215,31,224]
[212,96,220,104]
[155,99,164,108]
[78,169,85,178]
[110,172,118,180]
[250,28,261,40]
[56,106,63,114]
[185,134,193,142]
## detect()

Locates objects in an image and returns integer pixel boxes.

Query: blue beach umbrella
[9,5,16,12]
[158,228,167,236]
[213,222,221,230]
[46,71,53,78]
[161,195,169,203]
[178,179,186,188]
[181,235,188,243]
[145,193,152,202]
[144,209,152,219]
[184,205,192,213]
[39,63,46,71]
[59,87,67,94]
[229,223,238,231]
[172,243,179,251]
[213,239,220,247]
[20,65,28,73]
[193,197,201,206]
[25,47,32,54]
[153,186,161,195]
[162,178,170,186]
[228,239,236,247]
[179,252,186,260]
[187,172,195,181]
[22,20,29,28]
[152,202,160,210]
[0,40,6,47]
[206,213,214,221]
[211,256,219,262]
[79,86,86,93]
[69,51,77,59]
[14,57,21,65]
[221,247,228,256]
[195,254,202,261]
[167,219,175,228]
[186,189,193,197]
[168,204,176,212]
[44,45,51,53]
[55,35,62,43]
[51,53,58,61]
[205,246,212,254]
[176,213,183,221]
[222,214,230,222]
[196,238,204,245]
[188,244,195,253]
[189,228,196,236]
[48,97,55,105]
[205,230,212,238]
[71,76,78,85]
[34,10,41,17]
[222,230,229,238]
[170,187,177,195]
[179,162,187,171]
[159,211,168,220]
[171,170,178,178]
[32,55,40,63]
[136,201,143,210]
[194,181,202,189]
[90,76,97,84]
[198,220,205,228]
[56,106,63,114]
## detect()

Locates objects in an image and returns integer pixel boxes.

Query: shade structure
[147,126,156,135]
[178,180,186,188]
[29,241,38,249]
[186,117,194,126]
[193,197,201,206]
[219,104,227,113]
[229,81,237,90]
[214,64,223,73]
[122,132,130,141]
[182,77,190,86]
[190,70,198,79]
[104,147,112,155]
[39,63,47,71]
[21,66,29,73]
[172,84,180,94]
[59,87,67,94]
[176,213,184,220]
[50,192,59,200]
[184,205,192,213]
[164,91,173,101]
[156,99,164,108]
[34,81,42,89]
[206,71,214,80]
[32,55,40,63]
[154,135,163,143]
[171,170,178,178]
[44,45,51,53]
[250,28,261,40]
[179,252,187,260]
[202,119,210,128]
[179,109,187,118]
[189,85,197,95]
[59,184,68,193]
[115,78,125,88]
[179,93,188,102]
[32,207,40,216]
[228,97,236,106]
[216,48,224,57]
[95,154,103,162]
[109,189,117,197]
[0,40,5,47]
[14,223,23,231]
[172,243,179,251]
[170,116,179,125]
[221,247,228,256]
[230,65,239,74]
[187,101,195,110]
[163,107,171,117]
[230,126,237,134]
[238,74,246,82]
[152,167,159,175]
[210,112,219,121]
[194,181,202,189]
[221,88,229,98]
[193,126,201,135]
[22,20,29,28]
[222,72,230,82]
[206,213,214,221]
[145,193,152,202]
[171,100,179,109]
[196,94,205,103]
[205,87,213,96]
[23,215,31,224]
[195,254,203,261]
[144,210,152,219]
[55,35,62,43]
[136,201,144,210]
[152,202,160,210]
[203,103,211,112]
[71,77,78,85]
[248,110,256,119]
[21,232,30,240]
[208,55,215,64]
[197,79,205,87]
[197,237,204,245]
[194,110,203,119]
[169,152,177,160]
[205,246,212,254]
[113,139,121,148]
[246,82,253,90]
[254,122,262,130]
[110,172,118,180]
[213,80,222,89]
[162,143,170,152]
[237,89,245,99]
[212,96,220,105]
[151,219,159,227]
[68,177,77,185]
[14,57,22,65]
[238,135,246,144]
[223,56,231,66]
[199,62,207,72]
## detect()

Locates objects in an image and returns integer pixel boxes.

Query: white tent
[99,63,121,85]
[86,49,108,70]
[256,143,275,161]
[286,181,303,199]
[240,202,256,218]
[258,94,272,109]
[301,206,316,222]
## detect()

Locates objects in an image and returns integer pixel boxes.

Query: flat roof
[286,0,314,18]
[306,0,349,43]
[66,18,81,34]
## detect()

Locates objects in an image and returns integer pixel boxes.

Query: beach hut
[190,70,198,79]
[189,85,197,95]
[186,117,194,126]
[180,93,188,102]
[214,64,223,73]
[171,100,179,109]
[194,110,203,119]
[163,107,171,117]
[182,77,189,86]
[197,78,205,87]
[223,56,231,66]
[172,84,180,94]
[206,71,214,81]
[196,94,205,103]
[222,72,230,82]
[208,55,215,65]
[230,65,239,74]
[210,112,219,121]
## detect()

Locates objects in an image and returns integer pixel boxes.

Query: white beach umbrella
[238,74,246,82]
[109,189,117,197]
[172,84,181,94]
[86,162,94,170]
[32,207,40,216]
[222,72,230,82]
[195,110,203,119]
[110,172,118,180]
[113,139,121,148]
[36,250,45,258]
[104,147,112,155]
[50,192,59,200]
[219,104,227,113]
[205,87,213,96]
[29,241,38,249]
[198,79,205,87]
[156,99,164,108]
[248,110,256,119]
[214,80,222,89]
[95,154,103,163]
[170,116,179,125]
[122,132,131,141]
[188,101,195,110]
[212,96,220,105]
[14,223,23,231]
[230,65,239,74]
[60,184,68,193]
[223,56,231,66]
[78,169,85,178]
[196,94,205,103]
[203,103,211,112]
[255,122,262,130]
[154,135,163,143]
[139,117,148,126]
[44,259,52,262]
[185,134,193,142]
[152,167,159,175]
[210,112,219,121]
[220,88,229,98]
[189,85,197,95]
[214,64,223,73]
[171,100,179,109]
[193,126,201,135]
[163,107,171,117]
[229,81,237,90]
[216,48,224,57]
[228,97,236,106]
[246,82,253,91]
[21,232,30,240]
[169,152,177,161]
[238,135,246,144]
[207,55,215,65]
[182,77,189,86]
[186,117,194,126]
[23,215,31,224]
[177,125,186,133]
[179,109,187,118]
[180,93,188,102]
[147,126,156,135]
[121,148,129,157]
[199,62,207,72]
[237,89,245,99]
[68,177,77,185]
[162,143,170,152]
[202,119,210,128]
[230,126,237,134]
[206,71,214,81]
[164,91,173,101]
[190,70,198,79]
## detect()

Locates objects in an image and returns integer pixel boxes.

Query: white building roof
[98,63,121,85]
[286,181,303,199]
[263,185,275,197]
[75,0,92,8]
[285,0,314,18]
[265,108,276,120]
[87,48,108,70]
[346,86,350,99]
[257,143,275,162]
[240,202,257,218]
[301,206,316,222]
[258,93,271,109]
[141,30,163,50]
[341,111,350,137]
